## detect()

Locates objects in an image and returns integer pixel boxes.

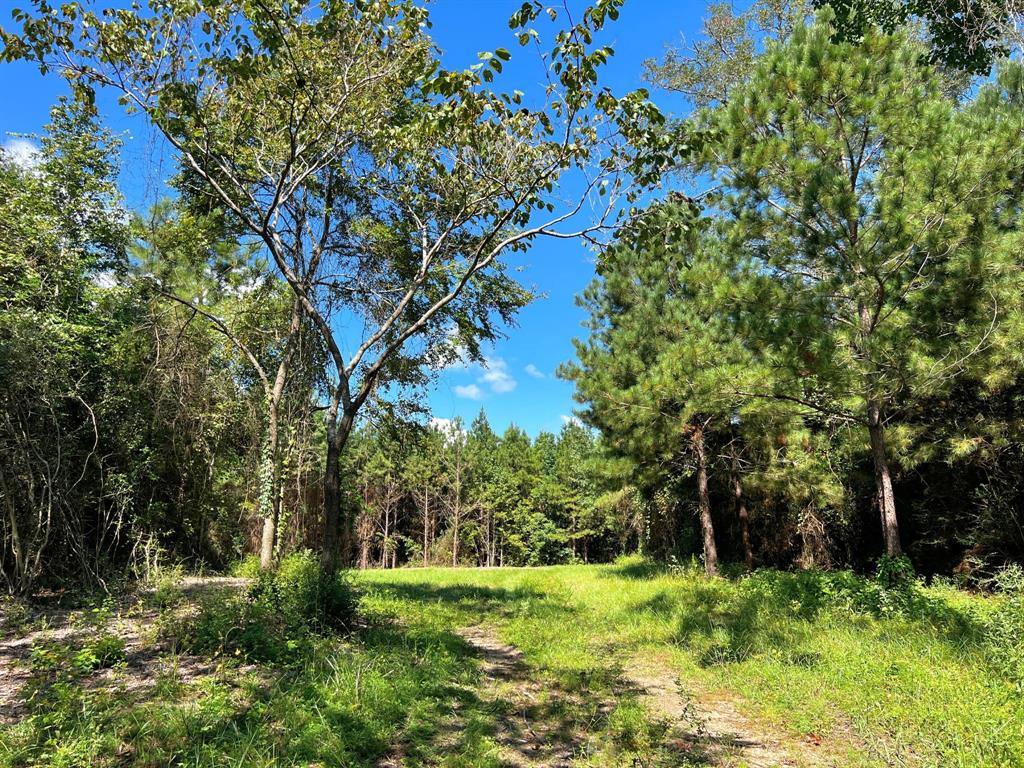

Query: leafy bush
[874,554,916,589]
[774,557,925,619]
[73,633,126,672]
[230,554,261,579]
[29,630,126,683]
[869,555,920,616]
[983,565,1024,690]
[21,638,120,766]
[151,568,184,611]
[0,595,32,633]
[668,560,968,668]
[254,550,354,632]
[180,551,355,662]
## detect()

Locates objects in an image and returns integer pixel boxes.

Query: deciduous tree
[2,0,663,571]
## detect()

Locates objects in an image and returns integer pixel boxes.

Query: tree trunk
[322,407,354,574]
[430,502,435,564]
[867,399,902,557]
[452,504,460,567]
[692,424,719,577]
[257,423,278,571]
[423,485,430,567]
[359,530,370,570]
[380,506,389,569]
[1,472,26,592]
[257,378,287,570]
[258,299,302,571]
[487,510,495,567]
[729,443,753,570]
[322,423,342,573]
[482,508,489,567]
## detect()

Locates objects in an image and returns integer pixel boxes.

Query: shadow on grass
[369,579,547,608]
[617,567,988,668]
[126,620,493,766]
[366,579,576,630]
[364,579,709,765]
[602,558,670,581]
[2,597,530,767]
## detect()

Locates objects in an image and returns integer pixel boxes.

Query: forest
[2,1,1024,767]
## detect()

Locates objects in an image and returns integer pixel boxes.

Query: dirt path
[431,628,837,768]
[453,626,579,767]
[375,623,582,768]
[624,652,832,768]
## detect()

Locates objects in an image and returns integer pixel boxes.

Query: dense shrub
[252,550,354,632]
[179,552,355,662]
[983,565,1024,691]
[230,554,261,579]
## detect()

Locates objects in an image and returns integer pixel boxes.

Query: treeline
[0,99,636,592]
[4,0,1024,592]
[344,415,640,569]
[0,100,333,592]
[2,0,656,591]
[567,6,1024,577]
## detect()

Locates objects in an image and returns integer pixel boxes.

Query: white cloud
[561,414,584,427]
[449,355,518,401]
[453,383,483,400]
[524,363,545,379]
[430,417,466,438]
[480,357,517,393]
[1,138,40,169]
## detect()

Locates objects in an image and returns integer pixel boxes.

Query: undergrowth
[170,551,355,663]
[361,557,1024,768]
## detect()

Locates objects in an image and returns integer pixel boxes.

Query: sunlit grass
[2,559,1020,767]
[360,558,1024,768]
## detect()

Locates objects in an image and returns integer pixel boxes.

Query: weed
[171,551,356,663]
[982,564,1024,690]
[230,554,261,579]
[73,633,126,672]
[151,567,185,611]
[4,561,1023,768]
[0,597,32,634]
[362,561,1024,767]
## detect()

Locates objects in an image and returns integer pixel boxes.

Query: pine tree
[694,21,1024,556]
[564,202,763,576]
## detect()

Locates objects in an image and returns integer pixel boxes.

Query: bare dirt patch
[0,576,252,725]
[623,652,837,768]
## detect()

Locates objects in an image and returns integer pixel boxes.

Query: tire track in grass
[624,652,840,768]
[455,625,578,767]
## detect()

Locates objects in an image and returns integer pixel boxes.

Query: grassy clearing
[359,559,1024,768]
[1,558,1021,767]
[0,566,496,768]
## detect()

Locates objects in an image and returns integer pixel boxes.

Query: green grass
[0,602,496,767]
[358,559,1024,768]
[1,559,1021,767]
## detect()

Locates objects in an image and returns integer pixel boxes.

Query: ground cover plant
[3,558,1022,767]
[358,558,1024,767]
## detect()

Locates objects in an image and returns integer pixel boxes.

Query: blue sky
[0,0,699,437]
